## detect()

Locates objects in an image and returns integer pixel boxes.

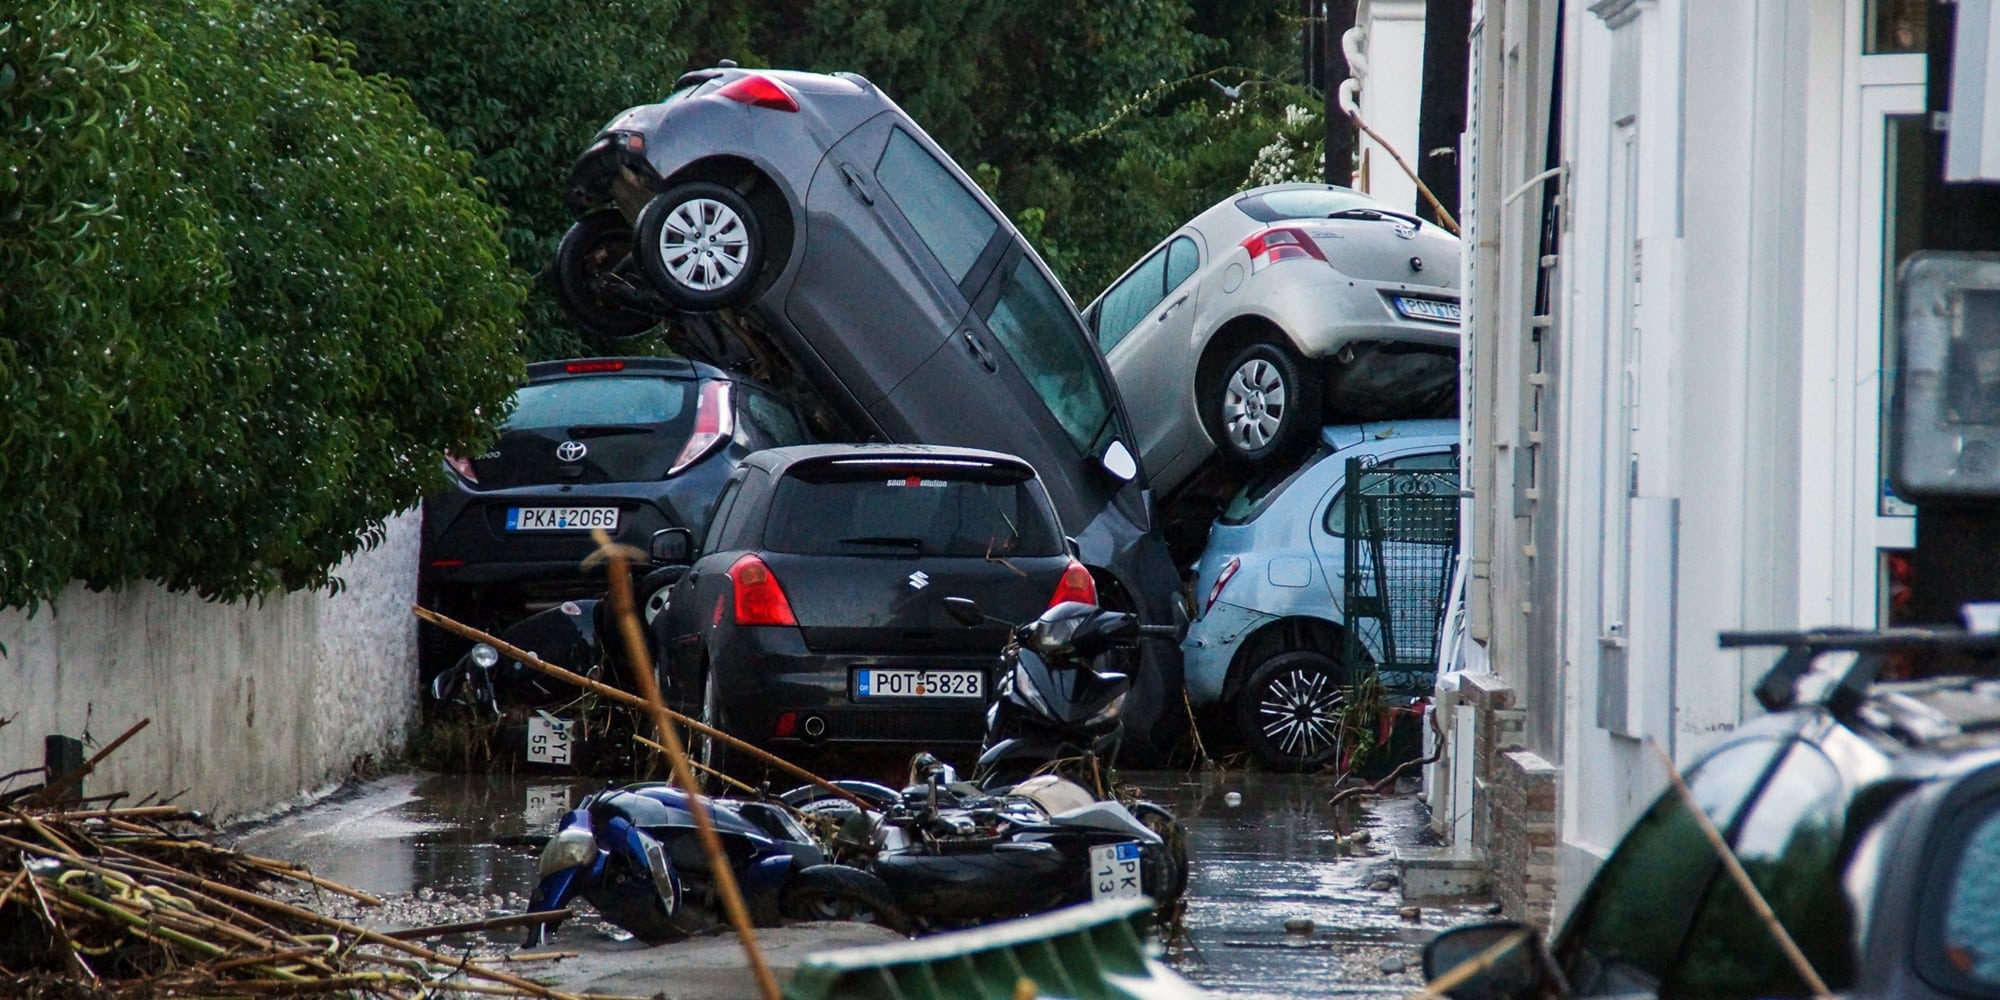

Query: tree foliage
[0,0,523,610]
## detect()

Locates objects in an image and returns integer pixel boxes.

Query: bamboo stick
[413,604,870,810]
[382,908,576,940]
[596,532,782,1000]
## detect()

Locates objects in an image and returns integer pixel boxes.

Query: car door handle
[962,330,997,372]
[839,162,874,205]
[1157,295,1187,321]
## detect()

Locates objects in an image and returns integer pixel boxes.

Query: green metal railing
[1342,455,1461,693]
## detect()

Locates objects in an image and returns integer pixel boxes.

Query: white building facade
[1444,0,1962,925]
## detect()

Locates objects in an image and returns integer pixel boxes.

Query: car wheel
[1211,340,1320,465]
[554,209,659,337]
[635,181,764,311]
[781,865,908,933]
[1234,650,1350,771]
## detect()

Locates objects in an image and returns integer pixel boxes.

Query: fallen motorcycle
[523,782,901,945]
[772,596,1191,930]
[425,563,685,771]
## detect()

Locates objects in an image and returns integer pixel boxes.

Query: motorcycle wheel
[1131,801,1190,908]
[781,865,909,934]
[555,209,659,338]
[588,869,686,945]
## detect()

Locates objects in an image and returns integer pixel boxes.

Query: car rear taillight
[729,554,798,626]
[1204,557,1242,614]
[445,454,478,483]
[716,74,799,113]
[669,380,735,476]
[564,359,626,374]
[1240,226,1328,273]
[1048,559,1098,608]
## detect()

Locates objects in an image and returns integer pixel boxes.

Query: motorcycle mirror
[944,596,985,627]
[1420,921,1559,999]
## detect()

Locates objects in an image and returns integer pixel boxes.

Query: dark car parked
[552,65,1186,758]
[649,444,1099,776]
[1424,627,2000,999]
[418,357,808,671]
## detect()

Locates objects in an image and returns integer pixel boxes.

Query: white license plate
[1089,842,1144,901]
[526,713,574,765]
[1394,296,1461,323]
[853,669,984,699]
[506,507,618,531]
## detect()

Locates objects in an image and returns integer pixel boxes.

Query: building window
[1866,0,1929,54]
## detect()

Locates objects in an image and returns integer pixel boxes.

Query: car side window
[1322,450,1460,536]
[738,389,807,447]
[1165,235,1200,290]
[1094,248,1171,353]
[876,128,998,285]
[703,475,745,553]
[982,254,1114,453]
[1924,792,2000,991]
[1663,742,1856,996]
[1555,737,1791,995]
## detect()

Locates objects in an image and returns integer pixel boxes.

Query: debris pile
[0,773,593,998]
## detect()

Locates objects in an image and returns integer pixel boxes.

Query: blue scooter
[524,783,900,944]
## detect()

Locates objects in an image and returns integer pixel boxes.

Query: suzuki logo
[908,571,931,590]
[555,440,587,462]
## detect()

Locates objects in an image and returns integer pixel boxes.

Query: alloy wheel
[1255,666,1344,761]
[1223,358,1289,451]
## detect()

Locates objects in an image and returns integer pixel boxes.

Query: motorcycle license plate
[1090,842,1144,901]
[526,713,574,765]
[506,506,617,531]
[852,669,984,699]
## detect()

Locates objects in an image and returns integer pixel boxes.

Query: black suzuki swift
[651,444,1097,777]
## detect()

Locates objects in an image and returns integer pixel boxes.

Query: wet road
[233,767,1485,997]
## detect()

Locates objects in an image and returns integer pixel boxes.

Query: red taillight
[1204,557,1242,614]
[428,559,466,569]
[1240,226,1328,273]
[716,74,799,113]
[1048,559,1098,608]
[445,453,478,483]
[669,380,735,475]
[773,712,798,738]
[729,554,798,626]
[563,359,627,374]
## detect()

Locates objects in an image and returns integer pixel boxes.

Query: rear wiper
[837,536,925,550]
[566,423,656,438]
[1326,207,1425,231]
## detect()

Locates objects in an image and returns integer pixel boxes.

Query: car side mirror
[943,597,984,628]
[1101,439,1138,482]
[1420,921,1563,1000]
[650,527,693,565]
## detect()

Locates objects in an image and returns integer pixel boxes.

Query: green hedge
[0,0,525,611]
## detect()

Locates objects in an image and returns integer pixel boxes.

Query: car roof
[1321,419,1461,455]
[745,442,1041,478]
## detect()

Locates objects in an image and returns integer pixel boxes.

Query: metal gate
[1342,455,1461,693]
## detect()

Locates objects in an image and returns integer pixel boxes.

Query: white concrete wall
[1357,0,1430,212]
[0,511,419,822]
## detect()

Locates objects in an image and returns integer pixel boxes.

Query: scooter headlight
[1085,690,1128,728]
[469,643,500,670]
[1032,616,1084,656]
[537,826,597,876]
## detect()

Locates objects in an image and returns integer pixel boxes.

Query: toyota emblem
[556,440,587,462]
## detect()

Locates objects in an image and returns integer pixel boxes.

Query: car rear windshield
[763,461,1063,558]
[1236,187,1384,223]
[505,376,692,432]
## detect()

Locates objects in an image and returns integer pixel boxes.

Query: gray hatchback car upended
[551,65,1187,758]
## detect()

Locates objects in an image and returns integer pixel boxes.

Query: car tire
[1234,650,1350,771]
[634,181,764,311]
[1211,339,1321,466]
[554,209,659,338]
[781,864,909,933]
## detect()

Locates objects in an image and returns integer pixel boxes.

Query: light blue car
[1183,419,1459,769]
